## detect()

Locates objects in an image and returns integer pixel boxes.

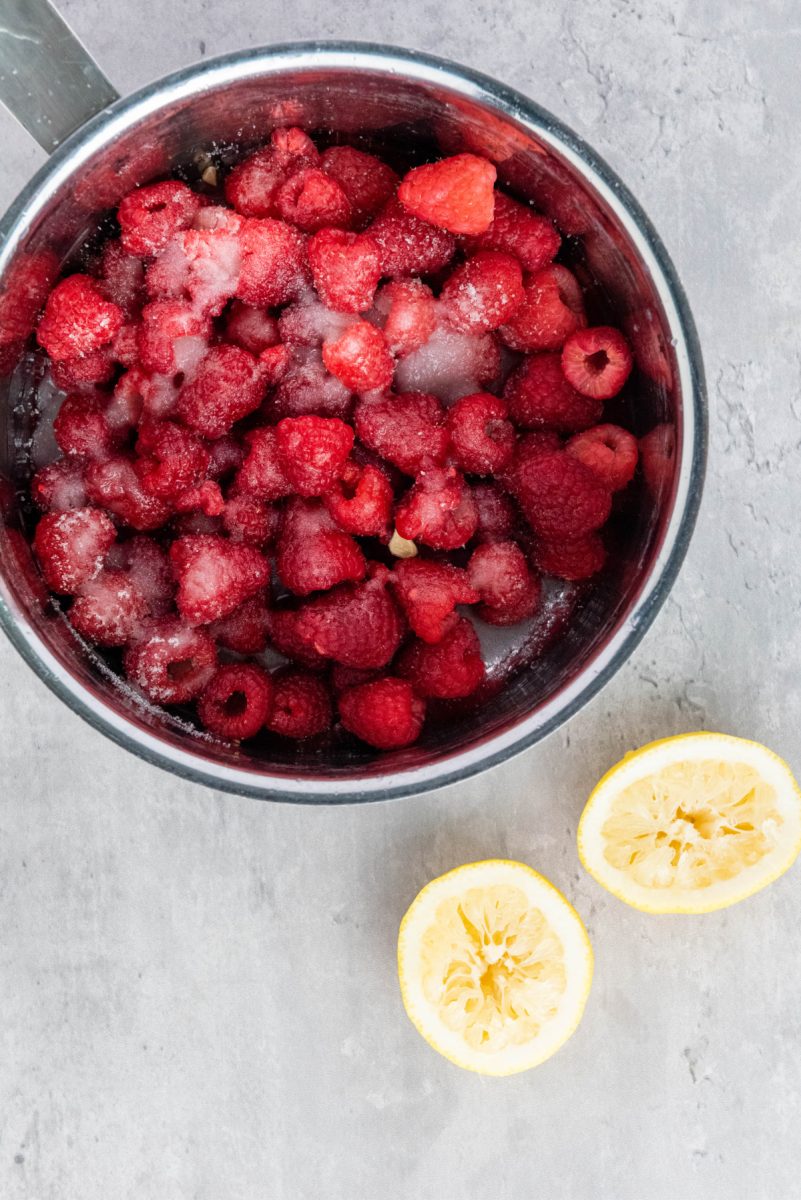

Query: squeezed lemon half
[397,860,593,1075]
[578,733,801,913]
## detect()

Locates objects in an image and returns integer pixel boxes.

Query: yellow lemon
[397,860,593,1075]
[578,732,801,914]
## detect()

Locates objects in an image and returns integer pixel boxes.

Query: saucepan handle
[0,0,119,153]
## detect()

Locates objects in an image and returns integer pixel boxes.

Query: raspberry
[107,535,174,615]
[375,280,437,358]
[266,605,328,669]
[68,570,149,646]
[31,458,88,511]
[222,494,279,546]
[33,507,116,594]
[446,393,515,475]
[265,670,332,739]
[279,300,354,349]
[223,301,279,355]
[147,222,241,316]
[275,167,352,232]
[51,349,115,389]
[110,367,171,427]
[224,128,318,217]
[236,218,310,307]
[233,428,292,501]
[276,498,366,596]
[37,275,124,361]
[391,558,478,644]
[322,321,394,393]
[271,357,352,421]
[503,353,602,432]
[566,423,638,492]
[53,393,116,460]
[134,419,210,499]
[117,181,202,257]
[531,533,607,581]
[173,480,224,518]
[330,664,379,693]
[339,677,425,750]
[110,322,140,368]
[561,326,633,400]
[323,459,393,538]
[294,576,404,669]
[98,240,145,315]
[639,423,675,498]
[393,323,501,402]
[177,345,266,438]
[397,615,485,699]
[467,192,561,272]
[509,449,612,540]
[197,663,273,740]
[137,300,210,375]
[210,594,271,654]
[498,430,562,493]
[206,434,245,481]
[170,534,269,625]
[259,343,293,387]
[354,391,448,476]
[398,154,496,236]
[320,146,399,225]
[367,198,455,276]
[395,466,478,551]
[499,265,585,353]
[308,228,382,313]
[274,415,354,496]
[123,617,217,704]
[0,249,57,350]
[440,251,524,334]
[467,541,541,625]
[472,482,517,543]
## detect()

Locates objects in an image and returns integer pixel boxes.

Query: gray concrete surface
[1,2,799,1197]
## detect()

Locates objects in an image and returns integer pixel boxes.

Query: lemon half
[397,860,593,1075]
[578,733,801,914]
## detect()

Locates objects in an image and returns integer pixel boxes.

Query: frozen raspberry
[236,218,310,307]
[275,415,354,497]
[37,275,124,361]
[446,393,515,475]
[276,498,366,596]
[339,677,424,750]
[398,153,496,236]
[53,393,116,460]
[33,507,116,594]
[395,466,478,551]
[265,670,332,739]
[566,423,638,492]
[259,343,293,387]
[134,419,210,499]
[271,357,353,421]
[397,615,485,699]
[110,322,141,369]
[330,664,379,693]
[509,449,612,540]
[367,198,456,276]
[147,222,241,316]
[206,434,245,481]
[375,280,437,358]
[210,594,271,654]
[294,576,404,669]
[308,228,382,313]
[197,663,273,740]
[137,300,210,375]
[266,605,328,669]
[275,167,352,232]
[224,127,319,217]
[531,533,607,581]
[173,480,225,518]
[323,460,393,538]
[354,391,448,476]
[499,265,585,353]
[0,249,57,351]
[278,301,355,353]
[320,146,398,224]
[391,558,478,644]
[98,240,145,315]
[467,192,561,272]
[504,353,602,432]
[222,494,279,546]
[51,349,115,389]
[561,326,633,400]
[31,458,88,511]
[639,422,675,498]
[109,367,167,427]
[123,617,217,704]
[107,534,174,615]
[472,482,518,543]
[118,181,202,257]
[170,534,269,625]
[467,541,541,625]
[69,570,149,646]
[393,323,501,402]
[223,301,279,355]
[440,251,524,334]
[233,428,292,501]
[177,345,266,438]
[322,321,394,393]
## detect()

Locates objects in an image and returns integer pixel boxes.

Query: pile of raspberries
[26,130,640,752]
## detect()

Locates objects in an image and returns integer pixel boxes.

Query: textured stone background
[1,2,799,1198]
